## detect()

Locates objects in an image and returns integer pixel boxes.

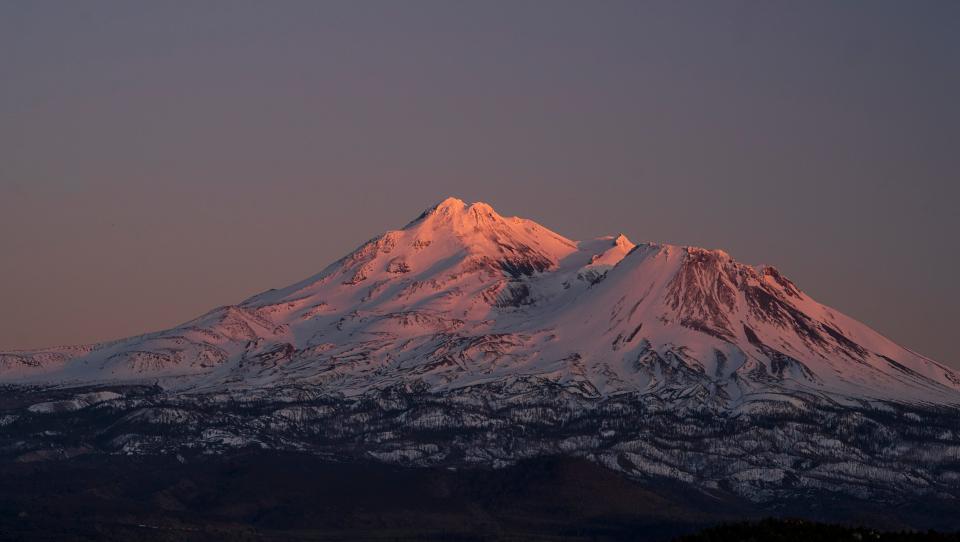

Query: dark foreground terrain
[1,452,958,541]
[677,519,960,542]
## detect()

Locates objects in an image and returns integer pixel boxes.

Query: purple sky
[2,1,958,367]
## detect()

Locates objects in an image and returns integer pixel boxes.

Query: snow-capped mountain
[4,197,957,403]
[2,198,959,504]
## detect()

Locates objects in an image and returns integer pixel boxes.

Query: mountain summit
[2,198,959,505]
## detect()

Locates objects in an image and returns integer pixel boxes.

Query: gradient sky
[2,1,958,367]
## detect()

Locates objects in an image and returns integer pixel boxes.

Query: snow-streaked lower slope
[3,197,957,406]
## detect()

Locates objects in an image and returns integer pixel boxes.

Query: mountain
[2,197,959,515]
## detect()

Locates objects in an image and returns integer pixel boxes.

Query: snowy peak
[237,198,578,318]
[415,197,572,242]
[407,197,520,238]
[588,234,636,266]
[412,197,501,229]
[398,197,577,277]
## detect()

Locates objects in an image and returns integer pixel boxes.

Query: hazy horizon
[2,1,958,368]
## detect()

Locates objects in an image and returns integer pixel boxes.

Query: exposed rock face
[2,197,959,505]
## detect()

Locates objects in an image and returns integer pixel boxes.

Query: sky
[1,1,958,367]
